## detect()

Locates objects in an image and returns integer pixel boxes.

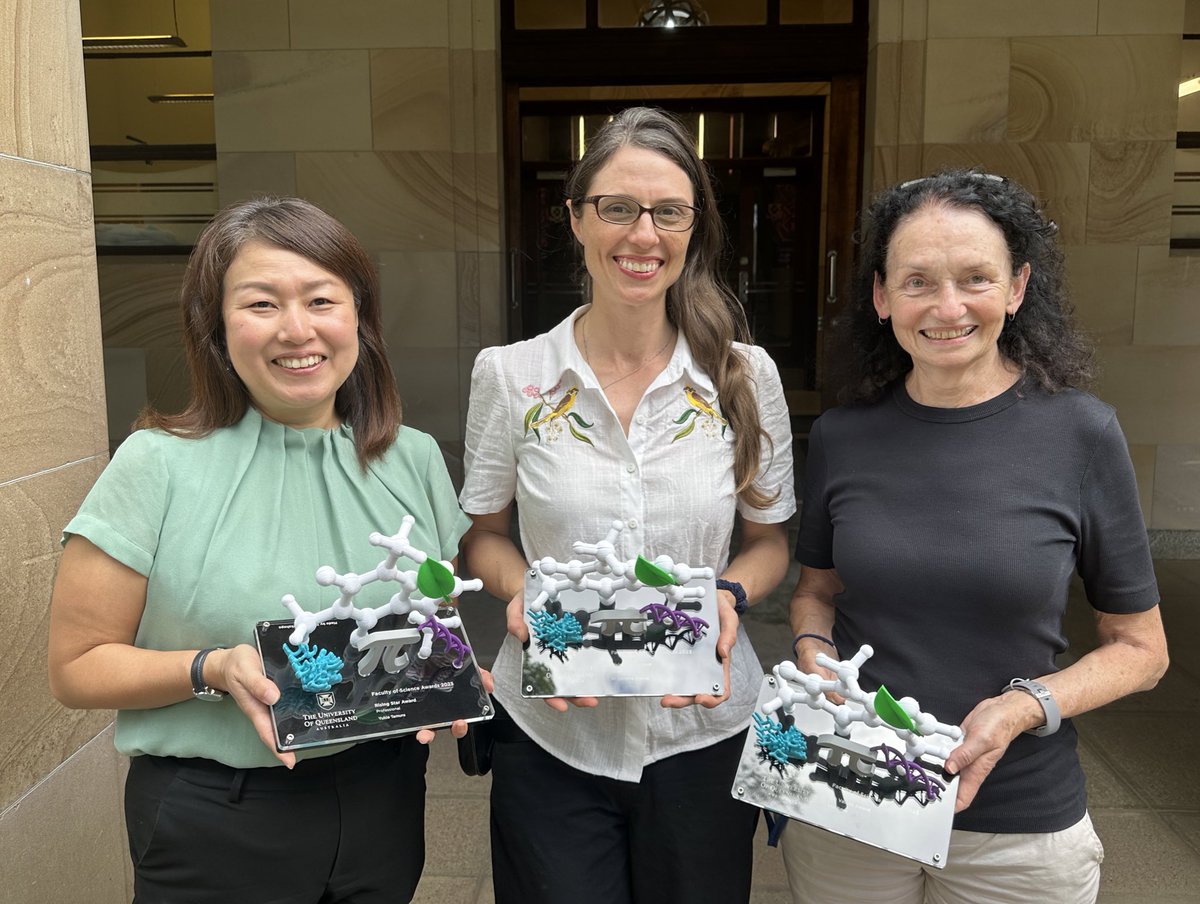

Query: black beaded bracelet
[792,632,836,659]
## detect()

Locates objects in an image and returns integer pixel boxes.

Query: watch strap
[190,647,227,701]
[715,579,748,615]
[1002,677,1059,736]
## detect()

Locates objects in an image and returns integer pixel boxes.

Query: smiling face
[873,202,1029,398]
[222,240,359,429]
[568,145,695,314]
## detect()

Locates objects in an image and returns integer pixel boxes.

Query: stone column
[0,0,131,900]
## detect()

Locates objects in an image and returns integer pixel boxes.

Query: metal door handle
[509,249,520,311]
[826,250,837,305]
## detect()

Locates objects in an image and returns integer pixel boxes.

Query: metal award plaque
[520,522,724,698]
[732,647,962,869]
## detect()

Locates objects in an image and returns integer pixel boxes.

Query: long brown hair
[136,197,401,467]
[565,107,776,507]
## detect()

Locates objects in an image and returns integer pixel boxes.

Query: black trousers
[488,706,758,904]
[125,738,429,904]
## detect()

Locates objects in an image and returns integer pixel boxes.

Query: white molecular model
[281,515,483,677]
[529,519,713,611]
[764,644,963,762]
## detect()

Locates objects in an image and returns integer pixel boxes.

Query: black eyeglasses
[580,195,700,232]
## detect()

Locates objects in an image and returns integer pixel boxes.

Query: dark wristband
[190,647,227,701]
[792,632,836,659]
[715,579,748,615]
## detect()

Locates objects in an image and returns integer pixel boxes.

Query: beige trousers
[779,812,1104,904]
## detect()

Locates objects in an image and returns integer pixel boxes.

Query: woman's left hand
[947,605,1170,813]
[659,519,790,710]
[944,690,1042,812]
[660,591,737,709]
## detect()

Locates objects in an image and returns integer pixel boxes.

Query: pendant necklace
[581,313,675,391]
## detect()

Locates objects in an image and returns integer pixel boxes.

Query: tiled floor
[419,558,1200,904]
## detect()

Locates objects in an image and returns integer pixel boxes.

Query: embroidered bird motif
[531,386,578,428]
[684,385,727,425]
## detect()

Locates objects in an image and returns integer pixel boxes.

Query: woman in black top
[784,170,1168,904]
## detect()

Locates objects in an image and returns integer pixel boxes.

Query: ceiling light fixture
[147,93,214,104]
[83,0,187,52]
[84,35,187,51]
[638,0,708,28]
[1181,77,1200,98]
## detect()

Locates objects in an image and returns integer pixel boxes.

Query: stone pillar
[0,0,131,900]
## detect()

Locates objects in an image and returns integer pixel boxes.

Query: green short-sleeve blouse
[64,408,471,768]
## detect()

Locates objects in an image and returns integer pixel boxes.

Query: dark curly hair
[840,169,1093,403]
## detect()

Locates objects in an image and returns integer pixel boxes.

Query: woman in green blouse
[49,197,471,904]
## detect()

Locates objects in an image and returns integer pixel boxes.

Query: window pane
[515,0,587,29]
[1175,36,1200,249]
[742,111,814,159]
[524,109,816,162]
[522,115,574,161]
[93,159,217,249]
[697,112,735,160]
[523,114,621,161]
[780,0,854,25]
[1171,148,1200,244]
[1181,40,1200,132]
[702,0,768,25]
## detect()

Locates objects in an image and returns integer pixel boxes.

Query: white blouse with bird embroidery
[461,305,796,782]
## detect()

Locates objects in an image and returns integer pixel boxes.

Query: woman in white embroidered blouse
[460,108,795,904]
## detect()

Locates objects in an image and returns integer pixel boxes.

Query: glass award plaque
[257,613,491,752]
[254,516,493,752]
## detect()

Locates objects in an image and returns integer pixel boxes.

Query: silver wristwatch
[1002,677,1059,737]
[190,647,227,701]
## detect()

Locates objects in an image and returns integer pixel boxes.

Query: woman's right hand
[505,591,598,712]
[789,567,845,701]
[793,638,844,704]
[505,589,530,644]
[794,638,838,678]
[461,511,597,712]
[207,645,297,768]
